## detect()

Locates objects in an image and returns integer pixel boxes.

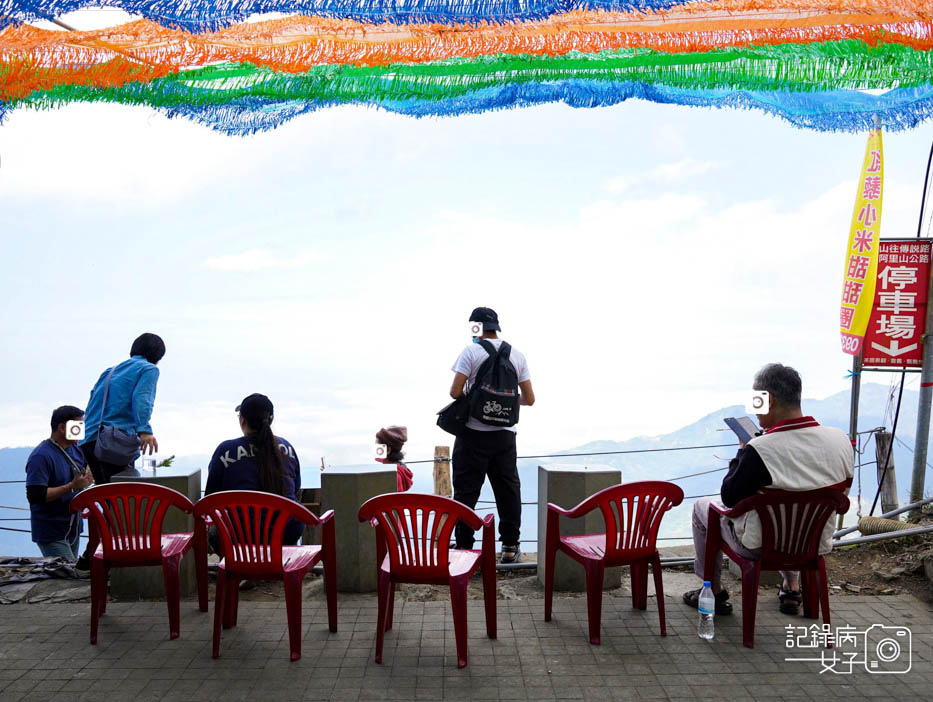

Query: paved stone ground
[0,590,930,701]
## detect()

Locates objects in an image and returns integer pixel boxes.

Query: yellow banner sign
[840,128,883,355]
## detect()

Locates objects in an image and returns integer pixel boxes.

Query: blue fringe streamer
[10,79,933,136]
[1,0,692,31]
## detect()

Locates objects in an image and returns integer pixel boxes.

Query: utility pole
[909,261,933,519]
[843,354,862,529]
[909,140,933,520]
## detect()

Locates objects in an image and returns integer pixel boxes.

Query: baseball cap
[469,307,500,332]
[235,393,274,424]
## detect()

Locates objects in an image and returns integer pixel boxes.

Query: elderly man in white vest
[683,363,854,616]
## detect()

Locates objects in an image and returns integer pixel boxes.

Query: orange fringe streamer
[2,1,931,101]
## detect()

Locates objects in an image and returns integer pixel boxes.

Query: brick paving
[0,591,930,701]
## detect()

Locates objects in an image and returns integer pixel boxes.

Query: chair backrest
[589,481,685,562]
[194,491,313,575]
[358,493,483,580]
[70,483,193,564]
[751,487,850,565]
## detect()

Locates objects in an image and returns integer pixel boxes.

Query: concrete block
[536,464,622,592]
[321,467,397,592]
[110,467,202,599]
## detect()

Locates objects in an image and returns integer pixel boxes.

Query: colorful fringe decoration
[2,0,933,133]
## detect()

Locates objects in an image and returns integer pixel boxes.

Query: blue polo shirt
[25,440,85,543]
[205,436,303,543]
[82,355,160,446]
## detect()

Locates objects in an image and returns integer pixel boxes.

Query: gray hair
[753,363,802,409]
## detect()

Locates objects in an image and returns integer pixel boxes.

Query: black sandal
[682,587,733,615]
[779,587,802,615]
[500,544,520,564]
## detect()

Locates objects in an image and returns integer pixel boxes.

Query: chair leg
[802,571,818,620]
[584,560,605,646]
[223,577,238,629]
[651,554,667,637]
[194,533,209,613]
[284,571,304,662]
[739,560,761,649]
[544,538,557,623]
[89,558,105,645]
[161,554,182,640]
[450,576,470,668]
[99,565,108,615]
[483,552,497,640]
[818,559,833,649]
[322,519,338,633]
[375,569,391,665]
[212,569,226,659]
[385,582,396,632]
[630,562,646,611]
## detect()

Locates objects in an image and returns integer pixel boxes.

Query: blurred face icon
[65,420,85,442]
[746,391,770,415]
[469,321,483,337]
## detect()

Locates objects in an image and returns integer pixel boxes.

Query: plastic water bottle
[698,580,715,640]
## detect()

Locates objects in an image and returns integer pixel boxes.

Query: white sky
[2,10,933,472]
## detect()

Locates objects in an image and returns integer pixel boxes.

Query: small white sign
[746,391,770,414]
[65,420,85,441]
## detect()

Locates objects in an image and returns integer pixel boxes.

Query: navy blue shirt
[25,440,86,543]
[206,436,303,543]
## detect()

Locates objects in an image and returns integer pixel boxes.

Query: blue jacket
[81,356,160,445]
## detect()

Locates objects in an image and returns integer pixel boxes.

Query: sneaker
[779,587,802,615]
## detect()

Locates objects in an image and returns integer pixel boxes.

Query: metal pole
[909,140,933,520]
[842,354,863,529]
[909,270,933,518]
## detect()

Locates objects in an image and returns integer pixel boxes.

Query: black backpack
[469,340,520,428]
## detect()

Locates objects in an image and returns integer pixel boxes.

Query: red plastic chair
[544,481,684,645]
[70,483,208,644]
[358,493,496,668]
[703,486,850,648]
[194,491,337,661]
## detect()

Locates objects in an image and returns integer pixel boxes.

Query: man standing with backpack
[449,307,535,563]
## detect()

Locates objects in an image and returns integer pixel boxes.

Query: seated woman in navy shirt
[205,393,303,552]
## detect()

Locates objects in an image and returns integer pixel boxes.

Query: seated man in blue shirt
[25,406,95,562]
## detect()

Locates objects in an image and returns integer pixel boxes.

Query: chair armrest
[546,499,596,520]
[708,496,756,519]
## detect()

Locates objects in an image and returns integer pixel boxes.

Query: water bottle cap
[702,581,711,587]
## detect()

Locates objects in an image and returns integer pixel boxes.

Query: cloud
[649,158,722,182]
[606,158,721,193]
[202,248,326,271]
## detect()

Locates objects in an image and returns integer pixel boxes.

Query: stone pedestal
[321,467,396,592]
[537,464,622,592]
[110,467,201,599]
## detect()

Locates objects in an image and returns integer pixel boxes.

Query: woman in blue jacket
[205,393,303,552]
[80,333,164,484]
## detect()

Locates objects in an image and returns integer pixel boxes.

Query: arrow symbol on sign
[870,340,919,357]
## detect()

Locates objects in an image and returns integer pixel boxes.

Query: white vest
[733,424,853,554]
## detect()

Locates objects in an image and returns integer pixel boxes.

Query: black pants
[80,441,132,485]
[452,428,520,548]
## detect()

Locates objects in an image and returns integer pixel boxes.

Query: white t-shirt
[451,339,531,433]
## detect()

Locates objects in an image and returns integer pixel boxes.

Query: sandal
[500,544,520,564]
[779,587,802,615]
[682,587,733,615]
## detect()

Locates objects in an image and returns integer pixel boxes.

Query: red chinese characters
[862,240,932,367]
